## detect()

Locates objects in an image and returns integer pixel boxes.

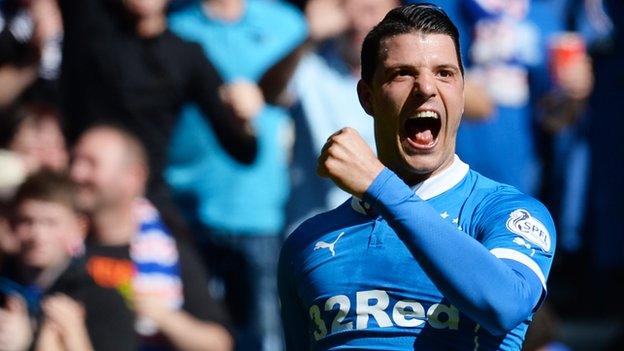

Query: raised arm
[317,128,554,335]
[259,41,312,106]
[362,168,552,334]
[259,0,346,105]
[187,45,257,164]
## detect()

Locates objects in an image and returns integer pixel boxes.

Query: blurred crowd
[0,0,622,350]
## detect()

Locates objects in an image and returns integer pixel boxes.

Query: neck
[404,175,429,187]
[91,202,136,246]
[21,260,70,289]
[203,0,244,21]
[135,14,167,38]
[392,154,457,187]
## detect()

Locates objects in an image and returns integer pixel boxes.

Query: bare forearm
[259,40,314,106]
[157,311,233,351]
[0,65,38,109]
[35,323,64,351]
[60,325,94,351]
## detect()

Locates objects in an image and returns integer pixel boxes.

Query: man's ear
[357,79,375,117]
[128,162,149,199]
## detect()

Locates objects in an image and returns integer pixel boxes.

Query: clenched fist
[219,80,265,121]
[0,295,32,351]
[317,128,384,199]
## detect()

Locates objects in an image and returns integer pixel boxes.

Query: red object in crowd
[548,32,586,87]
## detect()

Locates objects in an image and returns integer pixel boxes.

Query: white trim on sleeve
[490,248,547,290]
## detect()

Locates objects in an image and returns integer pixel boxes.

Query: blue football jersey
[279,156,555,350]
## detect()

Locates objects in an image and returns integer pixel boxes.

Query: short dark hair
[12,171,80,213]
[361,3,464,83]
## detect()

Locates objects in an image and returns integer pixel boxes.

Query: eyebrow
[436,64,461,72]
[382,63,461,74]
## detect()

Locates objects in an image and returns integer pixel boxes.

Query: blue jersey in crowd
[279,156,556,350]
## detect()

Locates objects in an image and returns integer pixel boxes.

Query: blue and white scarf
[130,198,183,337]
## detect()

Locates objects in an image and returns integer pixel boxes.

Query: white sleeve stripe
[489,248,547,290]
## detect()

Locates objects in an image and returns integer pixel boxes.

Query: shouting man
[278,4,555,350]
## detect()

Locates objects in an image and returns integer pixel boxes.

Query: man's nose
[30,221,48,237]
[412,72,437,100]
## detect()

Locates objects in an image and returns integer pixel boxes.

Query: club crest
[505,209,551,252]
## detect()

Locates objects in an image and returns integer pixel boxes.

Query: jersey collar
[351,155,469,215]
[411,154,469,200]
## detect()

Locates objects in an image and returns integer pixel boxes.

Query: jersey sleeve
[475,192,556,296]
[364,168,549,334]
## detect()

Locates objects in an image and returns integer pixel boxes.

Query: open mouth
[404,110,442,149]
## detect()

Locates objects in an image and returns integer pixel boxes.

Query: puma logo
[314,232,345,257]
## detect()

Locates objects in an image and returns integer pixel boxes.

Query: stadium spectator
[527,0,593,257]
[279,4,555,349]
[1,171,136,351]
[57,0,258,208]
[167,1,307,349]
[0,98,68,271]
[70,124,233,351]
[0,98,68,176]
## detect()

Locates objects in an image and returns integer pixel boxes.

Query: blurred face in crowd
[123,0,169,18]
[70,129,144,213]
[343,0,399,60]
[9,112,68,175]
[13,199,83,270]
[358,32,464,184]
